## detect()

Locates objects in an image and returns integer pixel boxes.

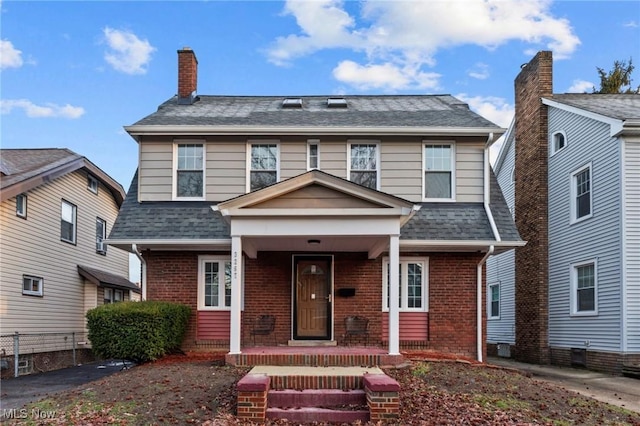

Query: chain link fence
[0,331,92,378]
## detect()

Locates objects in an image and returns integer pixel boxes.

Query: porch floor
[225,345,406,367]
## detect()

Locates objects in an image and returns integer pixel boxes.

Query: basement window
[282,98,303,108]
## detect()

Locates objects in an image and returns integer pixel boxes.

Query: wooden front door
[294,257,331,339]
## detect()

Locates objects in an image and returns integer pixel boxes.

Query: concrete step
[251,365,383,390]
[268,388,366,408]
[266,407,369,423]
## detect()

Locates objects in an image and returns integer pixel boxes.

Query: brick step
[226,352,405,367]
[266,407,369,423]
[268,388,366,407]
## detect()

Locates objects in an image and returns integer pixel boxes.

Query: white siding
[487,134,516,344]
[317,139,347,179]
[456,143,484,203]
[207,141,246,200]
[624,137,640,352]
[0,170,129,336]
[280,140,307,180]
[547,107,622,351]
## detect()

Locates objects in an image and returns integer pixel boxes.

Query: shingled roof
[549,93,640,121]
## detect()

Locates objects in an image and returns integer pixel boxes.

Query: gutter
[132,244,147,301]
[477,245,494,363]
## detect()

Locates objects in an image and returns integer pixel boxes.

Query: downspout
[477,246,494,363]
[132,244,147,301]
[477,132,500,362]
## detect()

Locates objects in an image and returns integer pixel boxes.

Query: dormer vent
[327,98,347,108]
[282,98,303,108]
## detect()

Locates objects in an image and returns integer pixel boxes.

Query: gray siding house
[487,51,640,374]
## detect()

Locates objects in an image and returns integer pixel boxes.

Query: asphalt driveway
[0,360,133,414]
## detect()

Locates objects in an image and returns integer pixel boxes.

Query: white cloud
[102,27,155,75]
[267,0,581,91]
[456,94,514,128]
[468,63,490,80]
[333,60,440,91]
[623,20,638,28]
[0,99,85,119]
[567,79,594,93]
[1,39,23,69]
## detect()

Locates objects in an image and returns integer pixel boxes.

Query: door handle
[326,295,332,303]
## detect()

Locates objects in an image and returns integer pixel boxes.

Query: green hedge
[86,301,191,363]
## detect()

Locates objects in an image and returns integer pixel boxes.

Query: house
[108,47,523,364]
[487,51,640,374]
[0,148,139,376]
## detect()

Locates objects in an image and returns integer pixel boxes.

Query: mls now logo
[1,408,28,419]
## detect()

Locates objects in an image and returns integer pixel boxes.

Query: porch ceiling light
[307,239,321,245]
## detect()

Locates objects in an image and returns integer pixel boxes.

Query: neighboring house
[0,148,139,375]
[108,47,522,363]
[487,51,640,374]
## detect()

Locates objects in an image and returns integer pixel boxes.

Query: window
[249,143,278,191]
[382,257,428,311]
[16,193,27,218]
[60,200,77,244]
[488,283,500,319]
[87,174,98,194]
[175,143,204,198]
[96,218,107,254]
[198,257,232,310]
[348,143,378,189]
[551,131,567,155]
[104,288,124,304]
[22,275,43,297]
[571,260,597,315]
[571,163,592,223]
[308,140,320,170]
[424,143,455,199]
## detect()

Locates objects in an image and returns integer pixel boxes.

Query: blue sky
[2,0,640,189]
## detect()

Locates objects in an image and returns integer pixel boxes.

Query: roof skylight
[327,98,347,108]
[282,98,303,108]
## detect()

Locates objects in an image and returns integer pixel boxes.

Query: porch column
[388,234,400,355]
[229,235,243,354]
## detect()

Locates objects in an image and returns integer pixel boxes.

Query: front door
[294,256,331,340]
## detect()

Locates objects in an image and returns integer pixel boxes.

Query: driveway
[0,360,133,414]
[488,357,640,414]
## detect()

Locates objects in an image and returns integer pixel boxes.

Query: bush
[86,301,191,363]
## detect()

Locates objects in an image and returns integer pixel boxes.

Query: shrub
[86,301,190,363]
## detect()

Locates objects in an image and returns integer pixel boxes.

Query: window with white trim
[308,140,320,170]
[104,288,124,304]
[96,217,107,254]
[551,131,567,155]
[348,143,378,189]
[60,200,77,244]
[571,260,597,315]
[16,193,27,218]
[571,163,592,223]
[249,143,278,191]
[424,143,455,199]
[382,257,428,311]
[23,275,43,297]
[198,256,232,310]
[87,174,98,194]
[488,283,500,319]
[175,143,204,198]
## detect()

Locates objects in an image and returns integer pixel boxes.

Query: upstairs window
[551,131,567,155]
[571,260,597,315]
[176,143,204,198]
[96,217,107,254]
[23,275,43,297]
[87,174,98,194]
[60,200,77,244]
[16,193,27,218]
[571,163,592,223]
[349,143,378,190]
[424,143,455,199]
[249,143,278,191]
[308,140,320,170]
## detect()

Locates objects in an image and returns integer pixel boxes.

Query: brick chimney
[178,47,198,105]
[514,51,552,364]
